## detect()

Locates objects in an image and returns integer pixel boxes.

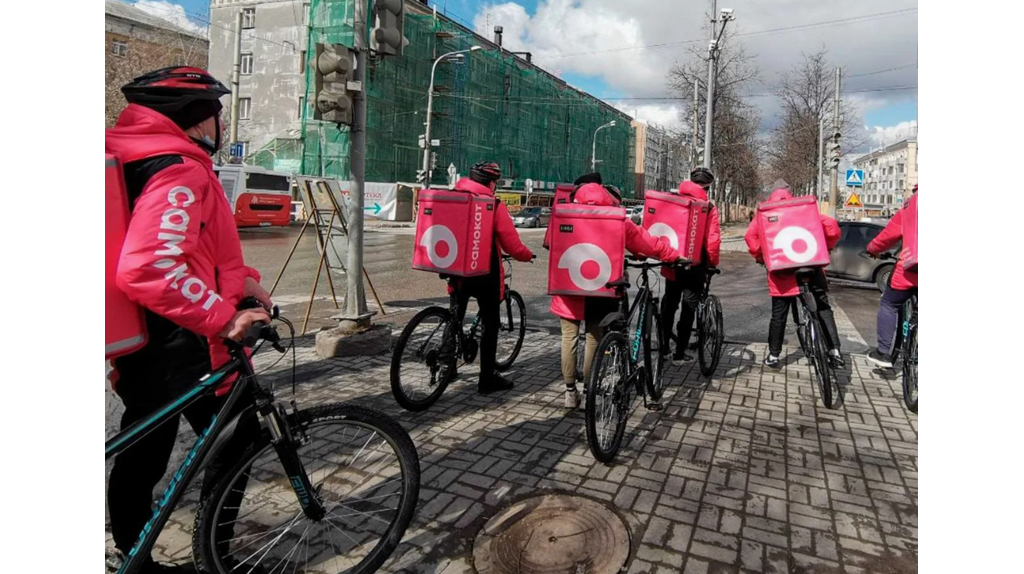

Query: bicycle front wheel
[902,323,917,413]
[643,300,668,402]
[585,332,630,464]
[697,294,724,378]
[390,306,456,411]
[494,290,527,371]
[810,320,841,409]
[194,404,421,574]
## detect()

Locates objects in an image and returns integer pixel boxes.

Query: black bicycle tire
[585,332,629,464]
[194,403,421,574]
[810,320,839,409]
[494,291,527,372]
[390,306,455,412]
[575,328,586,383]
[643,300,667,402]
[902,323,918,413]
[698,295,725,377]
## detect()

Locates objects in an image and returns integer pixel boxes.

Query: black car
[826,221,900,292]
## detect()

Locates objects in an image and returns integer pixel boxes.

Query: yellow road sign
[844,192,863,208]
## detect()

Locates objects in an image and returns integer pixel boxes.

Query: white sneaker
[564,388,581,409]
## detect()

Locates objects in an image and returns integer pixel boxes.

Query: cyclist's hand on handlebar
[220,308,271,342]
[243,277,273,310]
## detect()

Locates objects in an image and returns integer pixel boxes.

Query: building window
[298,96,304,119]
[299,50,306,74]
[241,53,253,75]
[111,40,128,57]
[239,97,251,120]
[242,7,256,29]
[303,2,310,25]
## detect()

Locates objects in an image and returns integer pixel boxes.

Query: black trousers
[661,265,705,356]
[453,260,502,387]
[767,269,841,357]
[108,315,257,564]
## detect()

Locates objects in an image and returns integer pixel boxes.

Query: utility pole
[346,0,369,321]
[702,0,717,173]
[828,67,842,217]
[229,9,242,148]
[817,115,824,199]
[691,77,699,171]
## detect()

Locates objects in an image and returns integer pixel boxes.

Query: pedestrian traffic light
[313,43,354,125]
[371,0,406,56]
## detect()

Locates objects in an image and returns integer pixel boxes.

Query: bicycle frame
[609,262,659,405]
[105,344,321,574]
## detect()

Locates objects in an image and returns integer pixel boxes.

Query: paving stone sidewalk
[105,328,918,573]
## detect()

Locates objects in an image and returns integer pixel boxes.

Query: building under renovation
[209,0,635,195]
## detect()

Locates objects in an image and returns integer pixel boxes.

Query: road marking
[833,303,867,347]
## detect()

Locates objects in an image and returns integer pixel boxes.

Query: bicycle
[585,258,681,463]
[863,251,917,413]
[390,254,532,411]
[696,267,725,378]
[105,308,421,574]
[791,268,843,410]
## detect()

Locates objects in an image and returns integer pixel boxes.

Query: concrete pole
[346,0,369,320]
[702,0,717,173]
[691,78,699,170]
[817,115,824,199]
[229,9,242,148]
[828,67,842,217]
[421,58,440,186]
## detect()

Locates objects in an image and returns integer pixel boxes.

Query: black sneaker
[867,348,893,369]
[479,373,514,394]
[763,355,780,369]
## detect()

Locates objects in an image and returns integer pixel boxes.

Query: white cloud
[867,120,918,148]
[133,0,208,38]
[473,0,918,125]
[609,102,685,132]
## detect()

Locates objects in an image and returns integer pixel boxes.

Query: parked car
[826,221,899,292]
[513,206,551,228]
[626,205,644,224]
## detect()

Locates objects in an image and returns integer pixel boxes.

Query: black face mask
[190,115,222,156]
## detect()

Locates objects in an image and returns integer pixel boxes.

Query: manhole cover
[473,494,630,574]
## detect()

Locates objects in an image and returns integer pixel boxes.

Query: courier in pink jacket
[104,67,271,569]
[743,185,843,367]
[544,182,681,407]
[445,162,534,394]
[865,187,918,367]
[660,179,722,363]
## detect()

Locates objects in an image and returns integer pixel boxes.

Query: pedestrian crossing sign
[845,193,863,208]
[845,169,864,186]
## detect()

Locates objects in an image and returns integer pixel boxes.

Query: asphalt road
[239,224,883,354]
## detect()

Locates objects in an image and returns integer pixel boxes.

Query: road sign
[229,142,244,158]
[845,169,864,187]
[844,192,863,208]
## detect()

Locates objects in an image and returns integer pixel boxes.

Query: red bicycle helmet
[121,66,230,115]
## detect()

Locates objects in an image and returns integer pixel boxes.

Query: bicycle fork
[259,402,326,521]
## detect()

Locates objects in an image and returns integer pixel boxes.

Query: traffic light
[313,43,354,125]
[371,0,406,56]
[828,131,841,167]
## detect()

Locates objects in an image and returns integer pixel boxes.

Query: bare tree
[766,48,865,196]
[106,27,209,127]
[667,25,763,216]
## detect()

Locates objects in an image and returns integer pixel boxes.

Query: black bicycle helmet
[469,161,502,185]
[122,66,230,115]
[690,166,715,187]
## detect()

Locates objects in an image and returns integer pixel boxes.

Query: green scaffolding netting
[261,0,635,196]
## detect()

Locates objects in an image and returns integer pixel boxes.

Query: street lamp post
[422,46,481,185]
[591,120,616,172]
[702,5,735,175]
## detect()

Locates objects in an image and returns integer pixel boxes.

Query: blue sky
[134,0,918,149]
